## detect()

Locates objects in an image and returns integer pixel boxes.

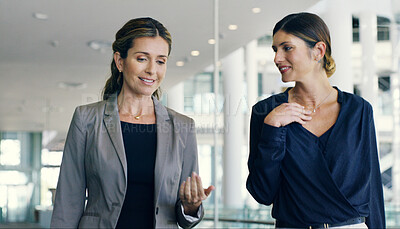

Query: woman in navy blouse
[246,12,385,228]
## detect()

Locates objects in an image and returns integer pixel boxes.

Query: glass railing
[198,203,400,228]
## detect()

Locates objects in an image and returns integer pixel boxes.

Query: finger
[293,116,308,125]
[289,105,308,114]
[204,185,216,197]
[184,177,191,201]
[285,102,305,110]
[300,114,312,121]
[179,181,186,200]
[278,105,305,117]
[190,172,198,202]
[194,174,206,200]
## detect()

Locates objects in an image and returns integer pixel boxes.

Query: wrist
[183,202,201,217]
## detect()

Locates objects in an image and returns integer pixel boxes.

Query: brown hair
[102,17,172,100]
[273,12,336,77]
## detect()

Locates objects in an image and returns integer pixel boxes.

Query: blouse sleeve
[366,114,386,229]
[50,107,87,228]
[246,105,287,205]
[175,119,204,228]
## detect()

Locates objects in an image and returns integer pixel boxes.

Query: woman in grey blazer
[51,17,214,229]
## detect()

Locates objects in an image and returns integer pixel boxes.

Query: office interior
[1,0,400,228]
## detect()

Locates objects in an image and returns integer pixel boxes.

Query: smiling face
[114,36,169,98]
[272,30,317,83]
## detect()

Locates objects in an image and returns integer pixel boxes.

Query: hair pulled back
[102,17,172,100]
[273,12,336,77]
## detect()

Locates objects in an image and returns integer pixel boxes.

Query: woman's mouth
[279,66,291,74]
[139,77,156,85]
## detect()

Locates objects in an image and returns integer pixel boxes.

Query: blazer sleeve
[246,105,287,205]
[51,107,87,228]
[366,113,386,229]
[175,118,204,229]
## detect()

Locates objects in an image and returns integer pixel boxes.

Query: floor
[0,223,43,229]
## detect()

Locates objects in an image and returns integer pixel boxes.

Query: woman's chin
[281,78,293,83]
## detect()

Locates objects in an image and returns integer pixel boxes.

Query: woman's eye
[284,46,292,51]
[137,57,147,62]
[157,60,166,65]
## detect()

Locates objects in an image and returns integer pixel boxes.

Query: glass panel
[41,149,62,166]
[0,139,21,166]
[198,145,212,187]
[40,167,60,206]
[4,184,34,222]
[0,171,28,185]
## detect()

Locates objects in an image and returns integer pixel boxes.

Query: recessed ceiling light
[252,8,261,14]
[176,61,185,67]
[208,39,216,45]
[228,25,238,31]
[87,40,112,52]
[58,82,87,90]
[191,50,200,56]
[33,13,48,20]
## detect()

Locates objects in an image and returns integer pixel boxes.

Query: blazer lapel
[153,97,172,204]
[103,93,128,182]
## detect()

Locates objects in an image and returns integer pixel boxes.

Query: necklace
[312,89,333,113]
[119,110,143,120]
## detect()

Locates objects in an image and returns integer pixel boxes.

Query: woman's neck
[117,89,154,117]
[289,76,333,110]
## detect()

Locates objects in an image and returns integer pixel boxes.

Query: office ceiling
[0,0,319,134]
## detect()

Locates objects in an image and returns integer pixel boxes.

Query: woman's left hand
[179,172,215,216]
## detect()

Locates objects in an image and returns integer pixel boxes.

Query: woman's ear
[314,41,326,62]
[113,52,123,72]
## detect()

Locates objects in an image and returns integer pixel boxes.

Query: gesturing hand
[264,102,312,127]
[179,172,215,216]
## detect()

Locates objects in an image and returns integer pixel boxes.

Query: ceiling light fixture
[58,82,87,90]
[33,13,48,20]
[228,24,238,31]
[191,50,200,56]
[176,61,185,67]
[208,39,216,45]
[252,8,261,14]
[87,40,112,53]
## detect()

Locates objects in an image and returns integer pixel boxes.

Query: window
[40,148,62,206]
[0,139,21,166]
[377,16,390,41]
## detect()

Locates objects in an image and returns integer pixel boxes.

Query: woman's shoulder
[252,89,288,114]
[75,100,108,114]
[339,89,373,112]
[165,107,194,125]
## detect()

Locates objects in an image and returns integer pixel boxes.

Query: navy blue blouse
[246,87,385,228]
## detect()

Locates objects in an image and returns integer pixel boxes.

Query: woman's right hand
[264,103,312,127]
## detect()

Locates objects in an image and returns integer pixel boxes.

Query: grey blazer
[50,93,203,228]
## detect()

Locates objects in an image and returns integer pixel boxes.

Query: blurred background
[1,0,400,228]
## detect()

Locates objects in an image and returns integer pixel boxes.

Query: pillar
[222,47,244,208]
[390,16,400,205]
[359,11,379,108]
[166,82,184,114]
[320,0,354,93]
[246,40,258,108]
